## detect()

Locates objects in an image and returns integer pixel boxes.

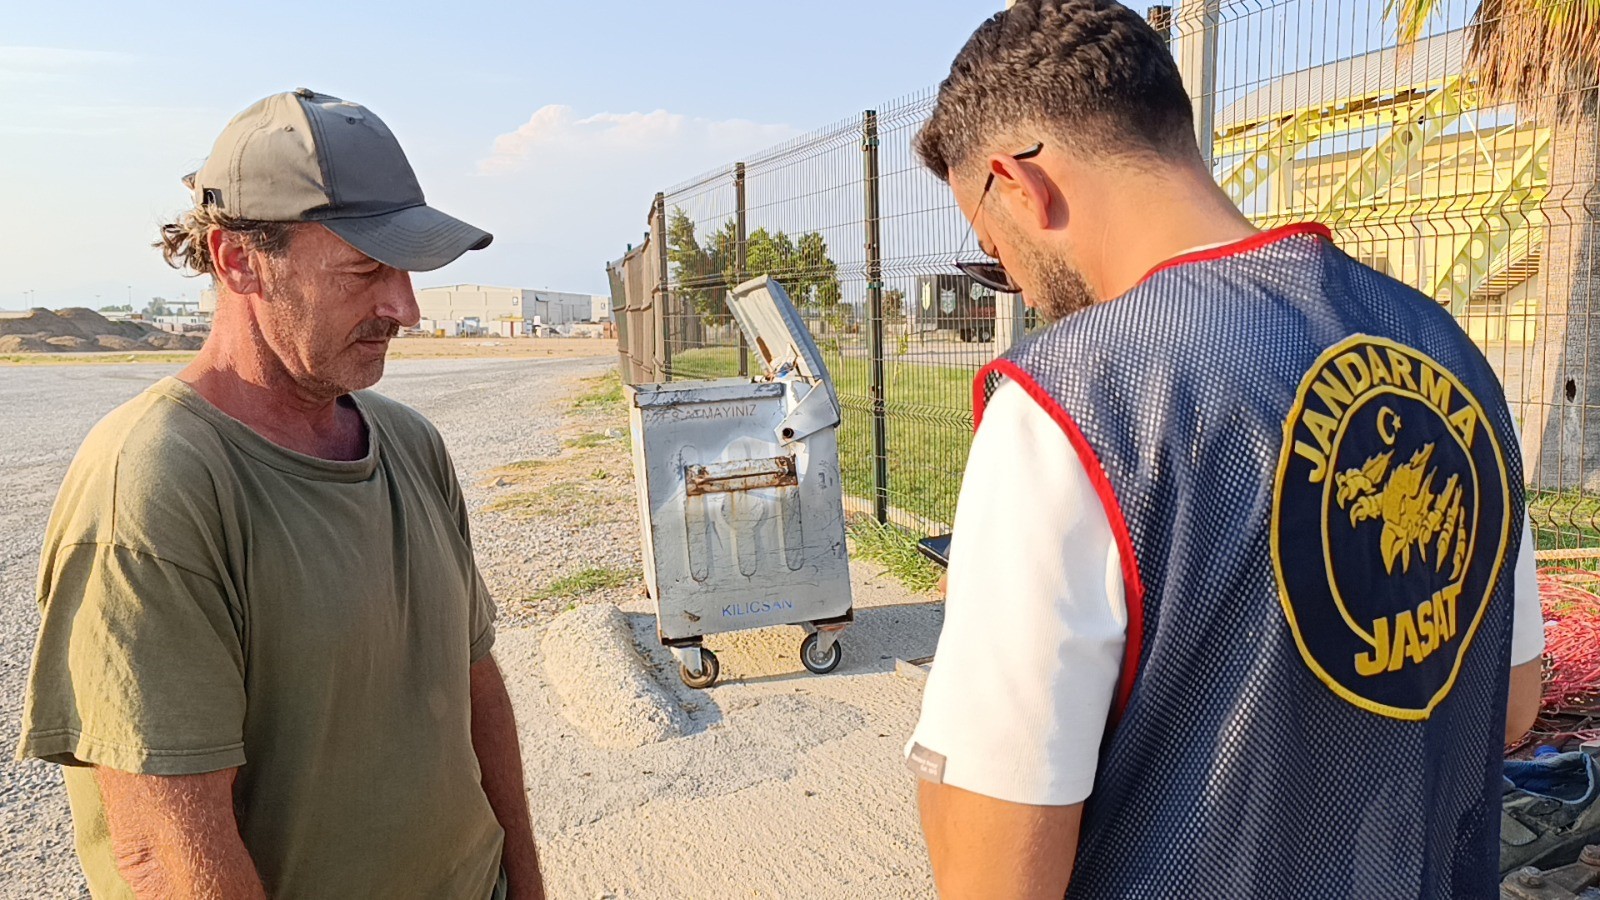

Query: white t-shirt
[905,380,1545,807]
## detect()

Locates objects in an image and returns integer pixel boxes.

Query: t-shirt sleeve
[438,439,496,664]
[18,541,247,775]
[1506,420,1544,667]
[1509,515,1544,666]
[905,381,1128,807]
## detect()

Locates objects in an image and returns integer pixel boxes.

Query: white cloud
[425,106,799,292]
[478,105,796,176]
[0,46,136,85]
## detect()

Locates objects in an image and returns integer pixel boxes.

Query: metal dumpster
[627,276,853,688]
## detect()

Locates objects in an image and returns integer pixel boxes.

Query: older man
[17,90,543,899]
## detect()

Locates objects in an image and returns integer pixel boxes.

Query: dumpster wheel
[800,633,843,675]
[679,648,720,689]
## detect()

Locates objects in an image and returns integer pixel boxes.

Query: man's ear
[988,154,1054,231]
[209,229,264,296]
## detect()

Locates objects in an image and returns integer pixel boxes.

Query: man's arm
[470,655,545,900]
[919,781,1083,899]
[1507,658,1542,744]
[94,767,265,900]
[907,383,1124,897]
[1506,515,1544,745]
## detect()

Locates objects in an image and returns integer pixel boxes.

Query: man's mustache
[352,320,401,341]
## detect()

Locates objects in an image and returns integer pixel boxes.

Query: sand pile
[0,307,204,353]
[539,603,691,749]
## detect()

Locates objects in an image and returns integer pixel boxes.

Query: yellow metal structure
[1212,34,1550,342]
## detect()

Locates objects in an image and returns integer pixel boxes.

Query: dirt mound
[539,604,690,749]
[56,307,153,341]
[0,308,204,353]
[0,335,53,353]
[142,332,203,350]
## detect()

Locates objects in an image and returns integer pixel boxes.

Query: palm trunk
[1520,106,1600,491]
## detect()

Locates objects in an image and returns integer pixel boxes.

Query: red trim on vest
[1137,223,1332,287]
[973,359,1148,723]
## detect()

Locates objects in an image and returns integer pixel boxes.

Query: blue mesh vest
[977,225,1524,899]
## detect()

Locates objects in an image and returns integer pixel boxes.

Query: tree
[794,231,841,310]
[665,209,722,322]
[1389,0,1598,488]
[666,209,843,324]
[144,297,169,317]
[883,288,907,322]
[98,304,132,313]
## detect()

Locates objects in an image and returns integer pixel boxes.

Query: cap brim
[322,205,492,272]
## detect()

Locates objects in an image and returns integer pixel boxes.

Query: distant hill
[0,308,204,354]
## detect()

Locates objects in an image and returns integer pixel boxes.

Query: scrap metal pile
[1521,568,1600,751]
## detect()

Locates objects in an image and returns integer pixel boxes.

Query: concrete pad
[497,559,944,897]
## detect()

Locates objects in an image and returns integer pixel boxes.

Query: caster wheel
[679,648,719,689]
[800,633,843,675]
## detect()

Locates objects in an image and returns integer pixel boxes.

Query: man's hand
[94,766,266,900]
[471,655,546,900]
[918,780,1083,899]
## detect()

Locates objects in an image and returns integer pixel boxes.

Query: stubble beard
[1013,236,1099,324]
[990,213,1099,324]
[258,276,391,400]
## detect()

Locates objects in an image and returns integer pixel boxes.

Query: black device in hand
[917,533,953,568]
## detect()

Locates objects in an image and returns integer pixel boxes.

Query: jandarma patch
[1272,335,1510,720]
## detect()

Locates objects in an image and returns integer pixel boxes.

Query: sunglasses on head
[953,141,1043,294]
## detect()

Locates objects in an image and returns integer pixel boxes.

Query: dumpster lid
[728,276,834,386]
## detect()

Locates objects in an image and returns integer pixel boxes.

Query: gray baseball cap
[184,88,492,271]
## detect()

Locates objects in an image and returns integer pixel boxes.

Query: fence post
[735,162,750,378]
[653,191,671,381]
[1174,0,1220,167]
[1146,5,1173,41]
[863,110,890,525]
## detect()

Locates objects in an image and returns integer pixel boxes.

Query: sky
[0,0,991,310]
[2,0,1482,312]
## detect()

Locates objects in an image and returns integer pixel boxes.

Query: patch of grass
[484,478,625,527]
[501,459,553,471]
[565,430,624,449]
[848,518,943,594]
[1529,490,1600,563]
[480,458,555,488]
[0,352,198,366]
[524,566,636,603]
[485,481,589,518]
[572,372,625,411]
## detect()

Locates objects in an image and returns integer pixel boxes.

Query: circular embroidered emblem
[1272,336,1510,719]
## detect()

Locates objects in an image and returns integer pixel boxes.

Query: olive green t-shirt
[17,377,503,899]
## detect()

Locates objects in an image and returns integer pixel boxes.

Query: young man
[17,90,544,899]
[905,3,1544,898]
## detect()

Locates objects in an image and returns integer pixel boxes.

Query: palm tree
[1389,0,1598,490]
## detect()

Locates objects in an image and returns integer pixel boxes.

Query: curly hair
[156,206,297,278]
[915,0,1196,181]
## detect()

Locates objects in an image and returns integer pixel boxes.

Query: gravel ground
[0,357,943,898]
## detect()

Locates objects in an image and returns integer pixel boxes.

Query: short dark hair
[915,0,1197,181]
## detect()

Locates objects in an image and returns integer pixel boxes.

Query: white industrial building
[414,285,610,337]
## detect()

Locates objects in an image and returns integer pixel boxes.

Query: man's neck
[179,307,366,461]
[1087,173,1260,302]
